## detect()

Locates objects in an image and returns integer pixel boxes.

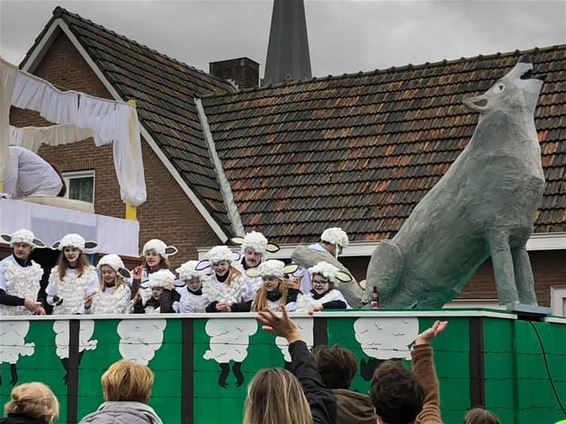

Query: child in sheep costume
[45,233,99,315]
[296,261,351,314]
[133,269,178,314]
[291,227,363,307]
[0,229,46,316]
[231,231,280,302]
[80,254,132,315]
[201,246,247,313]
[132,239,178,298]
[174,260,210,313]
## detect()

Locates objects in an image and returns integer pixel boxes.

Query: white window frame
[551,286,566,317]
[62,170,96,204]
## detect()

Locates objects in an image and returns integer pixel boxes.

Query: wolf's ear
[246,268,260,278]
[283,264,299,275]
[265,243,280,253]
[165,246,178,256]
[51,241,61,250]
[230,237,245,245]
[0,234,12,244]
[335,271,353,283]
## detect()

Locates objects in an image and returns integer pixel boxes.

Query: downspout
[194,98,245,236]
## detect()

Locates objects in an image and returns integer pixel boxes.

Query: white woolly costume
[0,229,45,316]
[45,233,99,315]
[0,255,43,316]
[202,246,247,306]
[82,254,131,315]
[174,260,210,313]
[296,261,350,312]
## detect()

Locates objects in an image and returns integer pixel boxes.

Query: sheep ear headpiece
[176,260,206,281]
[205,245,240,265]
[97,254,131,280]
[147,269,176,289]
[141,239,178,258]
[247,259,286,279]
[308,261,353,285]
[51,233,97,253]
[1,229,45,248]
[232,231,280,255]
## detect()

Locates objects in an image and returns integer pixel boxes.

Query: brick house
[9,7,566,310]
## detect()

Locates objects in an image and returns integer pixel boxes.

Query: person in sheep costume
[0,229,45,386]
[201,246,247,313]
[132,239,178,302]
[0,229,46,316]
[231,231,280,302]
[133,269,177,314]
[80,254,132,315]
[45,233,99,315]
[291,227,363,307]
[174,260,210,313]
[296,261,351,314]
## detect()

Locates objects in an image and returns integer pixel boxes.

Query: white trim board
[198,233,566,259]
[22,19,228,242]
[0,308,518,321]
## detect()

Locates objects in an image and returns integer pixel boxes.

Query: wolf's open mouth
[521,69,547,81]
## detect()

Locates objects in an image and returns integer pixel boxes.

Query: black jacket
[0,413,47,424]
[289,340,337,424]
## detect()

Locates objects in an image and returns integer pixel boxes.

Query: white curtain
[0,59,147,206]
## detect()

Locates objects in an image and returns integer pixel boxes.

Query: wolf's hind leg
[512,246,538,305]
[488,232,519,305]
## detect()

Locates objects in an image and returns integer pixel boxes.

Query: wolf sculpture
[365,56,546,308]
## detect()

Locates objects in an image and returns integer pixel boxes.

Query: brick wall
[342,250,565,307]
[9,31,221,267]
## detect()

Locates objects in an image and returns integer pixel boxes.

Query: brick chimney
[209,57,259,90]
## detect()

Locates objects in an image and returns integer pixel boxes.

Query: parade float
[1,51,565,424]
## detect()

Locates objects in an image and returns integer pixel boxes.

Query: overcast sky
[1,0,565,79]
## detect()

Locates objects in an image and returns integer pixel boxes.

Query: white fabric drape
[0,58,147,206]
[0,59,18,184]
[10,124,94,153]
[11,72,78,124]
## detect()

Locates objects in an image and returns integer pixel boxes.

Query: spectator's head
[101,359,154,404]
[464,408,501,424]
[244,368,312,424]
[4,382,59,424]
[312,345,357,389]
[369,361,425,424]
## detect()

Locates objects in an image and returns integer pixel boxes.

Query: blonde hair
[243,368,312,424]
[4,382,59,424]
[252,279,293,312]
[57,250,90,281]
[101,360,154,404]
[98,264,126,293]
[225,266,242,287]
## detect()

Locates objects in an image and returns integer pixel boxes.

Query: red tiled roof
[202,46,566,243]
